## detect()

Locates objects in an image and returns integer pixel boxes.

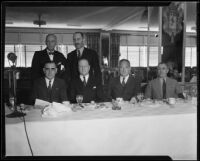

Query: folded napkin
[34,99,50,109]
[42,101,72,118]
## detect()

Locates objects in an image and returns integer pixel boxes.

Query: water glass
[76,95,83,104]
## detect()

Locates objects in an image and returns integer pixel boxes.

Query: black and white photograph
[1,1,198,160]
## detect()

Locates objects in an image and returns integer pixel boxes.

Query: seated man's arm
[105,78,113,102]
[60,80,68,102]
[175,81,185,99]
[31,52,41,80]
[68,81,76,103]
[29,80,38,105]
[144,81,152,99]
[96,83,105,102]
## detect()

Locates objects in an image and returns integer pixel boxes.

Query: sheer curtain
[110,33,120,68]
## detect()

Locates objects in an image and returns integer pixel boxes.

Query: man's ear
[55,68,58,74]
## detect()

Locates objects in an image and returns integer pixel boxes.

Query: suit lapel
[43,49,51,61]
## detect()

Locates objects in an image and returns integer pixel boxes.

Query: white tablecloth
[5,102,197,160]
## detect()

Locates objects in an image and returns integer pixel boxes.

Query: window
[149,47,158,66]
[119,45,157,67]
[25,45,42,67]
[185,47,197,67]
[4,44,76,67]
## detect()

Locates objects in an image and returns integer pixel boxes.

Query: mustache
[75,43,81,46]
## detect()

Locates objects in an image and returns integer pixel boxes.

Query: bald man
[31,34,70,84]
[69,58,104,103]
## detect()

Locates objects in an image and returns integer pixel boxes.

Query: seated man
[31,61,68,104]
[145,62,184,100]
[69,58,104,103]
[106,59,141,103]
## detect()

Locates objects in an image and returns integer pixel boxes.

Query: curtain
[110,33,120,68]
[86,32,100,57]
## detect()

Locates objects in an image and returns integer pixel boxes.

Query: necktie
[48,80,52,102]
[48,80,52,91]
[83,76,87,86]
[122,77,125,87]
[162,78,166,99]
[49,51,54,55]
[77,50,81,58]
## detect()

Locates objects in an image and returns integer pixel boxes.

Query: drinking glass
[76,95,83,106]
[9,97,15,110]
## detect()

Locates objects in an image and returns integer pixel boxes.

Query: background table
[5,102,197,160]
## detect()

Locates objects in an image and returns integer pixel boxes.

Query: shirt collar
[77,47,84,56]
[80,74,89,82]
[45,77,54,87]
[120,75,129,83]
[46,48,55,54]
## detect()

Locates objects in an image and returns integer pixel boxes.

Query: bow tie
[48,51,54,55]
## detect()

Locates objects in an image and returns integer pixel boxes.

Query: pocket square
[93,86,96,89]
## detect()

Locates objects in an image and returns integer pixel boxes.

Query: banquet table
[5,101,197,160]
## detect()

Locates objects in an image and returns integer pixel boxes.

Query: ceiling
[5,2,197,32]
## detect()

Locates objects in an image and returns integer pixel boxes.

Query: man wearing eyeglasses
[31,61,68,104]
[31,34,70,84]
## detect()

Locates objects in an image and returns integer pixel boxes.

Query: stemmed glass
[137,93,144,103]
[76,95,83,107]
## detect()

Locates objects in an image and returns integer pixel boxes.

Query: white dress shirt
[120,75,129,84]
[45,78,54,88]
[77,47,84,57]
[46,49,55,61]
[80,74,89,84]
[160,77,166,96]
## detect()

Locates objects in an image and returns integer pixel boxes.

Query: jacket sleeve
[134,77,142,96]
[68,81,76,103]
[60,80,68,102]
[31,52,41,80]
[96,83,105,102]
[144,81,152,99]
[29,80,38,105]
[105,78,113,102]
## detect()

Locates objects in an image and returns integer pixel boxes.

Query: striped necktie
[122,77,125,87]
[162,78,166,99]
[83,76,87,86]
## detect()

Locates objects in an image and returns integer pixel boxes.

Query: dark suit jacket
[67,47,102,83]
[31,77,68,104]
[69,75,104,103]
[31,48,70,83]
[106,75,141,101]
[145,77,183,99]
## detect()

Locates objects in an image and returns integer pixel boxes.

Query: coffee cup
[168,98,176,105]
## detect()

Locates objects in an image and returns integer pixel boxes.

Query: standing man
[31,61,68,104]
[69,58,104,103]
[31,34,70,83]
[106,59,141,103]
[67,32,102,84]
[145,62,184,99]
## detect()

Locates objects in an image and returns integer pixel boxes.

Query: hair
[73,32,85,38]
[45,34,57,42]
[78,58,90,66]
[43,61,57,68]
[119,59,131,67]
[158,62,168,69]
